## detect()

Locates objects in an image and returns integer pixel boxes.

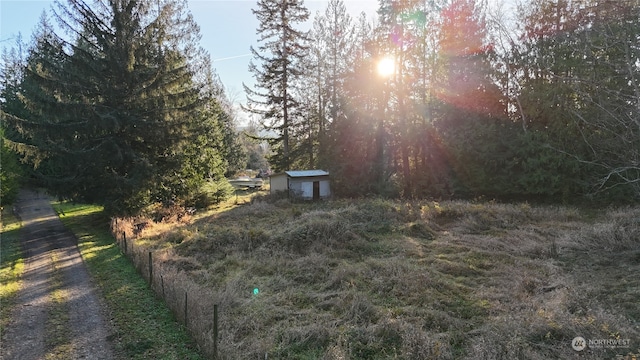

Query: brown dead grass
[112,200,640,359]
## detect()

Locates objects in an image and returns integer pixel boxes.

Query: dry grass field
[114,197,640,359]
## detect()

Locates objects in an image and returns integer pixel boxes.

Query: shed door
[313,181,320,200]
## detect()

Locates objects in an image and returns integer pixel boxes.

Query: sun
[377,56,395,77]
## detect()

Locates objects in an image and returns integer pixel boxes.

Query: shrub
[194,179,234,208]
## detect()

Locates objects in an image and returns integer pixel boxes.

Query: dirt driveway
[1,189,116,360]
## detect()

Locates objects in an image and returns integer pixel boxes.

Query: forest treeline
[245,0,640,202]
[2,0,639,215]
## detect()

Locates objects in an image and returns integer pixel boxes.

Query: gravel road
[1,189,117,360]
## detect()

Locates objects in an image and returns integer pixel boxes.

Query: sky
[0,0,379,123]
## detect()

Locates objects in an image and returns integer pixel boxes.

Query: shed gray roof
[278,170,329,178]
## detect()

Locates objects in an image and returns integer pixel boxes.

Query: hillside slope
[126,199,640,359]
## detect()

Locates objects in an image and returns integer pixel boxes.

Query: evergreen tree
[2,12,65,170]
[1,0,230,215]
[509,0,634,200]
[432,0,509,197]
[0,36,29,205]
[307,0,357,170]
[0,35,28,123]
[0,130,23,205]
[312,0,356,129]
[331,28,385,196]
[244,0,310,172]
[376,0,413,196]
[197,61,246,179]
[400,0,448,198]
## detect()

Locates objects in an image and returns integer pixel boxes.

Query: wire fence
[111,219,220,359]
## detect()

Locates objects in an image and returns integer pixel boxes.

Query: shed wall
[289,177,330,199]
[270,174,288,193]
[269,174,331,199]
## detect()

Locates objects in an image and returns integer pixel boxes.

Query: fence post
[184,292,188,328]
[148,251,153,284]
[122,231,127,255]
[213,304,218,359]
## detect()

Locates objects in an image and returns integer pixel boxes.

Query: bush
[193,179,234,208]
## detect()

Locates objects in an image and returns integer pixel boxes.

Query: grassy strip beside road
[0,208,25,338]
[52,202,202,360]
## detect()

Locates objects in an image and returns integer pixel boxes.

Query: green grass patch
[53,201,203,360]
[0,207,24,337]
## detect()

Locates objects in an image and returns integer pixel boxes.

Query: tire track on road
[1,190,117,360]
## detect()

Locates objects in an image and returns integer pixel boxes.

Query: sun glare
[377,56,395,77]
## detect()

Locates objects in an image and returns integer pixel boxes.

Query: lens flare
[377,57,395,77]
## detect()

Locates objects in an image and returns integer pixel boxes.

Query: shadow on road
[1,189,116,360]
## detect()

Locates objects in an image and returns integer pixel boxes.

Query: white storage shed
[270,170,331,200]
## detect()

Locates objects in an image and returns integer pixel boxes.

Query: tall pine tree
[308,0,356,170]
[244,0,310,172]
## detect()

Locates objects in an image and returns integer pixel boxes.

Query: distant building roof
[272,170,329,178]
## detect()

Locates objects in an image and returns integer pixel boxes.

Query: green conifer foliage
[244,0,310,172]
[1,0,230,215]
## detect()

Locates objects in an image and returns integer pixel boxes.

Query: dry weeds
[111,199,640,359]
